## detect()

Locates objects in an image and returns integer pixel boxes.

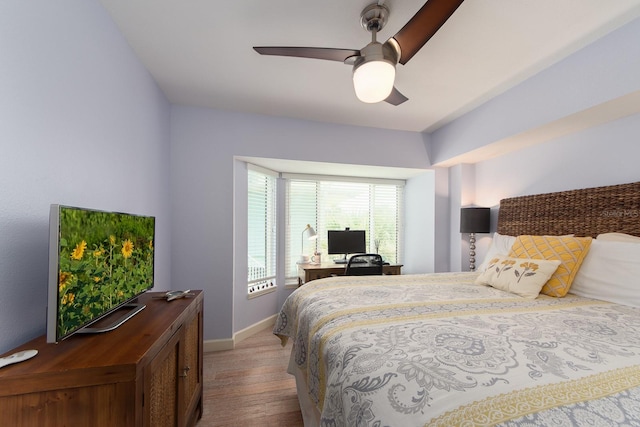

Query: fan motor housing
[353,41,399,68]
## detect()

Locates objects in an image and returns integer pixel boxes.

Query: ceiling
[99,0,640,134]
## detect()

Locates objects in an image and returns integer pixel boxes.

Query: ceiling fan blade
[392,0,464,65]
[253,46,360,63]
[385,87,408,106]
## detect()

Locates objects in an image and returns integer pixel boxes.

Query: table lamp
[300,224,318,263]
[460,207,490,271]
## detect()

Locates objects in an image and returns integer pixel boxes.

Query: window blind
[285,177,403,282]
[247,166,277,294]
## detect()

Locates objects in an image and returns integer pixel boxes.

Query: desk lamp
[300,224,318,263]
[460,207,490,271]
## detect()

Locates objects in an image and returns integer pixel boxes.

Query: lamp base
[469,232,477,272]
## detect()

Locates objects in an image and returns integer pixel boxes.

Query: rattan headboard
[497,181,640,237]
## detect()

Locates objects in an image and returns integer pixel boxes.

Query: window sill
[247,283,277,299]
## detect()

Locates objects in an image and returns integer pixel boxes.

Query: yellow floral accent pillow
[475,256,561,298]
[508,235,593,297]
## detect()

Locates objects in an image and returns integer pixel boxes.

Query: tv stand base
[76,303,146,334]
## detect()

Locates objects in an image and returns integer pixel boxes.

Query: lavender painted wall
[467,113,640,267]
[475,114,640,208]
[170,106,432,339]
[430,17,640,270]
[0,1,171,353]
[430,17,640,166]
[403,172,436,274]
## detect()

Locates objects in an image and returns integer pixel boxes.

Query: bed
[274,182,640,426]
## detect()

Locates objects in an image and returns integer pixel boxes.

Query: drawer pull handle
[180,366,191,378]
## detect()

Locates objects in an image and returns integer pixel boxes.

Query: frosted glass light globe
[353,60,395,103]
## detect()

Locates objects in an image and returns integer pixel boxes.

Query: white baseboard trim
[203,338,234,353]
[203,314,278,353]
[234,314,278,344]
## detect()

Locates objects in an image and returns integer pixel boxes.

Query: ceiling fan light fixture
[353,59,396,103]
[255,1,464,107]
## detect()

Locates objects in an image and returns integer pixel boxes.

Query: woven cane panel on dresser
[149,334,179,426]
[497,181,640,237]
[183,312,200,411]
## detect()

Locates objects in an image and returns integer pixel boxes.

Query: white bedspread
[274,272,640,426]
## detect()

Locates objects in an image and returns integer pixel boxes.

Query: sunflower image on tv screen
[57,207,155,338]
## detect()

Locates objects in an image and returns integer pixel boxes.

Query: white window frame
[247,164,278,298]
[283,173,404,285]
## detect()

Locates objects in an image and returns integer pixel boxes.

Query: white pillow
[478,232,516,272]
[596,232,640,243]
[475,255,561,299]
[571,240,640,307]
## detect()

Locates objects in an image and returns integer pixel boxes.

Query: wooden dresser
[0,290,203,427]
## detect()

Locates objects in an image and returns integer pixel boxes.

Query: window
[285,176,403,282]
[247,165,277,296]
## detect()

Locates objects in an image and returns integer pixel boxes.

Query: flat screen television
[327,229,366,263]
[47,204,155,343]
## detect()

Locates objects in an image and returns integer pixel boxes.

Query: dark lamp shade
[460,207,490,233]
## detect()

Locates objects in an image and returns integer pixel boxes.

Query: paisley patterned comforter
[274,272,640,426]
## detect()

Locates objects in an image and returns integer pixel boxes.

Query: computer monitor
[327,229,366,263]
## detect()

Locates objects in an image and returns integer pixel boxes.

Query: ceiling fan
[253,0,464,105]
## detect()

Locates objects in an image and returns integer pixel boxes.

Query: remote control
[166,289,191,301]
[0,349,38,369]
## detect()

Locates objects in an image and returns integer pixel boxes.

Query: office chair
[345,254,383,276]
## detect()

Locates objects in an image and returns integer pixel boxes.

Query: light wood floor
[197,327,304,427]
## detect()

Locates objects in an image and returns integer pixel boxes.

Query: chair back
[345,254,383,276]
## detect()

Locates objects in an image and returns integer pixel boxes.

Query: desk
[297,262,403,286]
